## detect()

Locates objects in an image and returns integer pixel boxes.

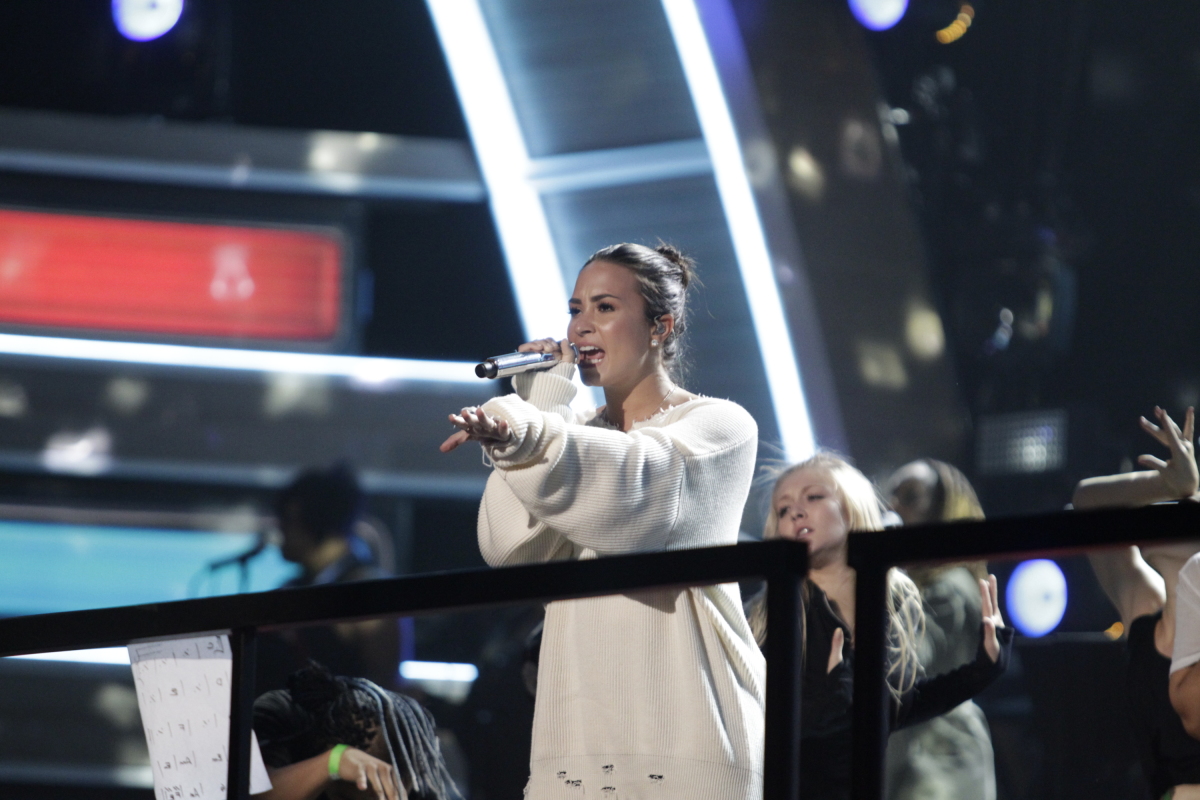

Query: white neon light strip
[399,660,479,682]
[0,332,479,384]
[9,647,130,665]
[661,0,817,460]
[424,0,569,342]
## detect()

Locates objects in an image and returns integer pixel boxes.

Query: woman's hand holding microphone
[439,339,575,453]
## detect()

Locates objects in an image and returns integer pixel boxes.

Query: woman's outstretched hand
[827,627,845,674]
[439,406,512,453]
[980,574,1005,663]
[1138,406,1198,499]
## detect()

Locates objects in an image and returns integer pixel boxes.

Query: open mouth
[576,345,604,367]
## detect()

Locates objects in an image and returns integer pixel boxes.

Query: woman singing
[440,243,765,799]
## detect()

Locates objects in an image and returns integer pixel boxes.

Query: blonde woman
[747,453,1011,800]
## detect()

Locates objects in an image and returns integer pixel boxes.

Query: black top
[1127,612,1200,797]
[797,581,1013,800]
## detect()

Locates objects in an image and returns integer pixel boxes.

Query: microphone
[208,532,268,571]
[476,344,578,379]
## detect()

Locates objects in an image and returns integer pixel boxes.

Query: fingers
[827,627,845,674]
[439,429,470,453]
[982,616,1000,663]
[979,578,992,620]
[368,766,385,800]
[559,338,577,363]
[441,407,513,452]
[1141,413,1173,449]
[989,574,1003,627]
[1185,406,1196,449]
[517,337,560,354]
[1160,407,1187,451]
[1138,454,1170,471]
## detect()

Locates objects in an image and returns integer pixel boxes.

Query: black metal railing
[0,539,809,799]
[5,503,1199,799]
[847,502,1200,800]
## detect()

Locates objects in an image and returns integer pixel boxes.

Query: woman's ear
[653,313,675,339]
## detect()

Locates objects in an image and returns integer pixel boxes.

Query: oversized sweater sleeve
[477,364,580,567]
[478,389,756,557]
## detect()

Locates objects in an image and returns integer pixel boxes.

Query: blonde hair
[748,452,925,699]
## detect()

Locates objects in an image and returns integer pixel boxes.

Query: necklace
[602,383,676,429]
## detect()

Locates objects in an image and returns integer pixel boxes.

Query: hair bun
[653,243,696,289]
[287,662,342,713]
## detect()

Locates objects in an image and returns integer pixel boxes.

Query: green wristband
[328,744,349,780]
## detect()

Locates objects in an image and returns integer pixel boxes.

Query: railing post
[763,565,803,799]
[850,564,889,800]
[227,627,257,800]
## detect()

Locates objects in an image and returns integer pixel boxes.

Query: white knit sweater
[478,363,765,800]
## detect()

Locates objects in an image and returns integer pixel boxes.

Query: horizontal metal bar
[846,502,1200,572]
[0,108,485,202]
[527,138,711,193]
[0,540,808,658]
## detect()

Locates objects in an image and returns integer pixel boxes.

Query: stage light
[425,0,605,410]
[0,332,480,386]
[977,409,1067,475]
[1006,559,1068,637]
[9,647,131,665]
[937,4,975,44]
[848,0,909,31]
[400,661,479,682]
[113,0,185,42]
[424,0,567,344]
[662,0,816,460]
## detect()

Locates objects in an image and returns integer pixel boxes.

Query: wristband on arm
[328,744,349,780]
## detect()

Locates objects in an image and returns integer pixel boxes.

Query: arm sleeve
[476,362,581,567]
[1173,553,1200,674]
[479,393,756,555]
[893,625,1014,730]
[510,361,578,422]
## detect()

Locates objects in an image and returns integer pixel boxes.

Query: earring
[650,339,659,347]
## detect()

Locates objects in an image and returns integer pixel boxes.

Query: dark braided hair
[253,663,458,800]
[584,242,697,375]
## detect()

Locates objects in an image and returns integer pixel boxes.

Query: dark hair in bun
[584,242,697,371]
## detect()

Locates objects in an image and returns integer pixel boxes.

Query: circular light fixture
[848,0,909,31]
[113,0,185,42]
[1005,559,1068,637]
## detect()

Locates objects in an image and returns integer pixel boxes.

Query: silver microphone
[475,344,578,379]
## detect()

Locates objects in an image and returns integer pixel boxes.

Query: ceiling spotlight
[113,0,185,42]
[848,0,909,31]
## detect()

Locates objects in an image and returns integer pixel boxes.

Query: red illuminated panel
[0,209,342,341]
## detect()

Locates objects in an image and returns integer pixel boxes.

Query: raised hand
[980,574,1005,663]
[439,406,513,453]
[332,746,403,800]
[1138,406,1198,499]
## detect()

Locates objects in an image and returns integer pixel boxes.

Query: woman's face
[772,468,849,567]
[568,260,657,389]
[886,461,939,526]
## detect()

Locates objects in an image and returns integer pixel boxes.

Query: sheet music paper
[129,635,273,799]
